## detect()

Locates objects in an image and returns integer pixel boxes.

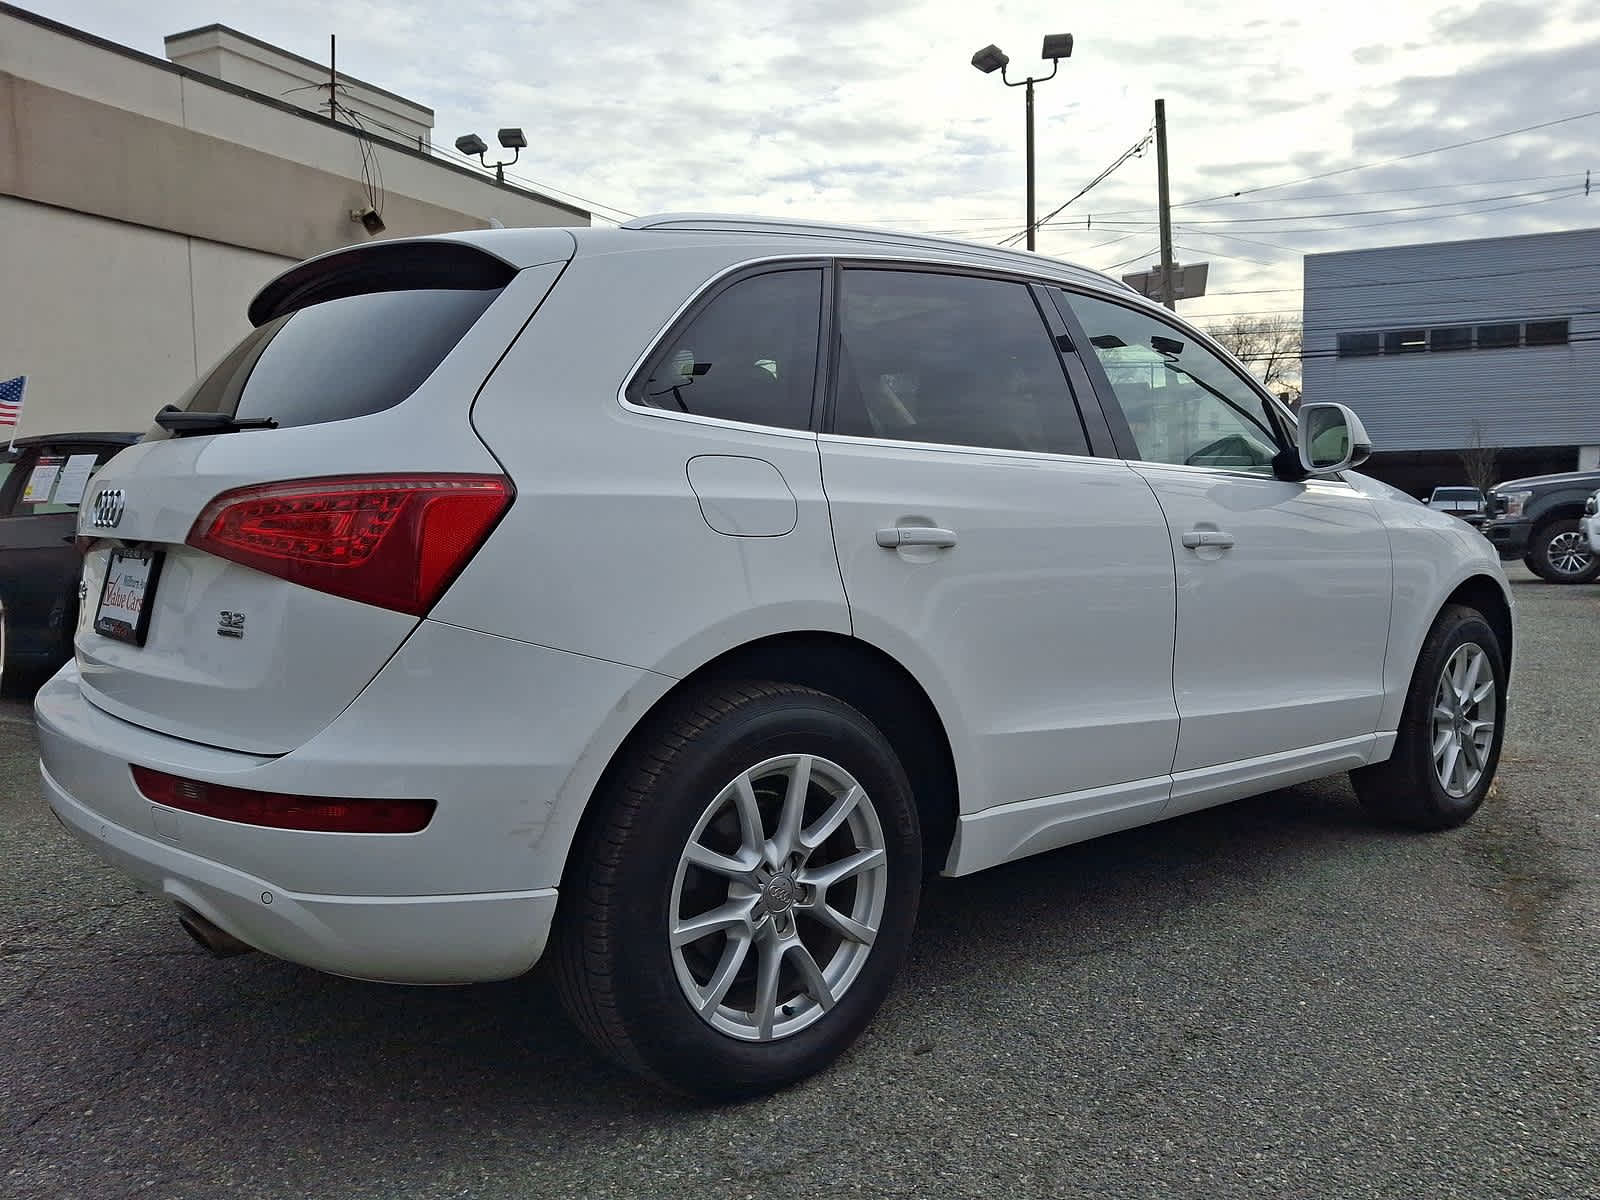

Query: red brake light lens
[132,766,435,834]
[186,474,511,615]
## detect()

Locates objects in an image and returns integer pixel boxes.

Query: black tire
[554,681,922,1100]
[1351,604,1506,831]
[1525,518,1599,583]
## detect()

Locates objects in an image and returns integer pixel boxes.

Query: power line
[1001,128,1154,247]
[1074,188,1586,236]
[1080,172,1586,217]
[1175,108,1600,208]
[1102,245,1162,271]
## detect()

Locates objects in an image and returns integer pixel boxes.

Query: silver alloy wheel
[1545,530,1593,576]
[668,753,889,1042]
[1431,643,1497,798]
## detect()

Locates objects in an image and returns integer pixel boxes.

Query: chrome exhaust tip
[175,905,256,958]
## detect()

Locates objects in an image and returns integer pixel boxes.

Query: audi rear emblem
[91,488,125,529]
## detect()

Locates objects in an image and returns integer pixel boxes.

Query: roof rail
[622,213,1112,286]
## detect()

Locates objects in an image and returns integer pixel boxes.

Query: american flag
[0,376,24,432]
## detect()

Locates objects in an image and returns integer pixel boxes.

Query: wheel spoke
[694,931,752,1015]
[1456,651,1483,708]
[799,784,864,853]
[730,773,766,858]
[1469,678,1495,707]
[787,941,836,1011]
[1451,742,1470,793]
[752,931,786,1040]
[684,841,760,883]
[671,899,753,947]
[1433,702,1457,724]
[1439,740,1462,794]
[1461,733,1483,771]
[1431,725,1454,759]
[799,846,886,891]
[800,899,877,946]
[771,755,812,861]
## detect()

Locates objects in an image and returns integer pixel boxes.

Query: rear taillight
[132,766,435,833]
[186,474,511,615]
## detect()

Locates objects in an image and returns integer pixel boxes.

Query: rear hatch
[73,236,571,754]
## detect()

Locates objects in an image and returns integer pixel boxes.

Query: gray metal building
[1301,227,1600,495]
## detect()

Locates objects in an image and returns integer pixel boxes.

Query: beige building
[0,4,589,438]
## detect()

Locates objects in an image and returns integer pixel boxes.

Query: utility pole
[1025,79,1036,250]
[1155,97,1176,310]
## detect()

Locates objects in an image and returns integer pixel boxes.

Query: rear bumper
[1479,519,1530,559]
[35,622,675,983]
[43,758,555,983]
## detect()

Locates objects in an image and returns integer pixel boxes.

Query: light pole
[454,128,528,183]
[971,34,1073,251]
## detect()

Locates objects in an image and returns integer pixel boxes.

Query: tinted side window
[180,287,502,430]
[832,270,1088,455]
[1066,292,1281,475]
[634,269,822,430]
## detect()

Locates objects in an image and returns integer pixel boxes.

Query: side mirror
[1296,402,1373,476]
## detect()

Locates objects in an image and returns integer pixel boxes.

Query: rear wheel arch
[561,632,961,897]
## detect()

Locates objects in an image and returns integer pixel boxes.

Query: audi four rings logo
[91,489,125,529]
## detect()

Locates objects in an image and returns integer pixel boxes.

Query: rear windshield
[177,287,501,429]
[1433,488,1481,500]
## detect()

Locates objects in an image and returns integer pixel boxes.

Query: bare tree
[1459,419,1499,496]
[1208,315,1303,402]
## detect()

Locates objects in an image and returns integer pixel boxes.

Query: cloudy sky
[33,0,1600,323]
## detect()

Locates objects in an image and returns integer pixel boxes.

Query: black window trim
[1047,285,1298,477]
[818,258,1107,461]
[621,256,833,437]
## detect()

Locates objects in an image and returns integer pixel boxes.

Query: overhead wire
[1000,127,1154,246]
[1173,108,1600,208]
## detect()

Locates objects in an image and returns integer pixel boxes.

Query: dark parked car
[1481,468,1600,583]
[0,432,140,682]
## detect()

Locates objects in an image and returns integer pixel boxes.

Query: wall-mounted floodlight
[455,133,489,157]
[498,128,527,150]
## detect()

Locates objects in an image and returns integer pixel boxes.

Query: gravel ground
[2,567,1596,1199]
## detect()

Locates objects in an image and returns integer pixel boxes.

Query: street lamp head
[455,132,488,157]
[970,44,1009,74]
[497,127,527,150]
[1041,33,1073,61]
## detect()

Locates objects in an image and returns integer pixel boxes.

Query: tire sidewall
[1530,519,1600,583]
[1405,611,1507,825]
[603,691,922,1096]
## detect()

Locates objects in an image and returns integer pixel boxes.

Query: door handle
[1181,529,1235,550]
[876,526,958,549]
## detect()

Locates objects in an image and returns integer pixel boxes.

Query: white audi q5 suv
[39,215,1514,1098]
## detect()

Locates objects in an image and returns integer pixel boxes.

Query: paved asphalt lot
[2,567,1595,1199]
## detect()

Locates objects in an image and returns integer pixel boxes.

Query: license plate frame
[94,546,165,647]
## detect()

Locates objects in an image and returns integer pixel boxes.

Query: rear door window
[632,268,823,430]
[178,287,502,430]
[830,268,1090,455]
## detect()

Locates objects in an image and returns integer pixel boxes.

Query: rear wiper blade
[154,405,278,436]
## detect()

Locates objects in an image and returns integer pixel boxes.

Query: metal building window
[1525,319,1570,346]
[1337,332,1380,357]
[1430,327,1472,352]
[1384,329,1427,354]
[1476,323,1520,349]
